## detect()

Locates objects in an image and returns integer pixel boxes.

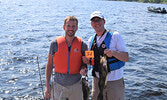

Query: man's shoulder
[51,36,64,44]
[107,30,120,38]
[51,38,57,44]
[88,35,94,43]
[107,29,119,34]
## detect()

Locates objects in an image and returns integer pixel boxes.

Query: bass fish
[82,76,90,100]
[97,56,108,100]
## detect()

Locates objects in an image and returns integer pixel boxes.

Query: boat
[147,6,167,14]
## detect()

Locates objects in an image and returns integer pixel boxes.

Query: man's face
[63,20,78,37]
[91,17,105,32]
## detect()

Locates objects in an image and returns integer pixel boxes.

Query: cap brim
[90,16,103,21]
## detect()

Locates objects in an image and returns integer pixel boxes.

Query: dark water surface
[0,0,167,100]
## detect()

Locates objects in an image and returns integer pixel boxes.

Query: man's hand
[80,67,88,76]
[45,85,51,99]
[104,49,114,57]
[82,56,89,64]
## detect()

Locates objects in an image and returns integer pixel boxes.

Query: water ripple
[0,0,167,99]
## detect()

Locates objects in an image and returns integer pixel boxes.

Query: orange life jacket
[53,36,82,74]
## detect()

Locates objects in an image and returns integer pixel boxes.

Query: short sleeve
[81,41,88,56]
[49,39,58,55]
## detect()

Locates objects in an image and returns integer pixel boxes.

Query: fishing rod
[51,55,55,100]
[37,56,45,99]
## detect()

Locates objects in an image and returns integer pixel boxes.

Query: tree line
[111,0,167,3]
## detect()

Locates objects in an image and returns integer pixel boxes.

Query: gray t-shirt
[49,37,87,86]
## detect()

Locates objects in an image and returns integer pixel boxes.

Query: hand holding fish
[82,56,90,64]
[104,49,114,57]
[80,66,88,76]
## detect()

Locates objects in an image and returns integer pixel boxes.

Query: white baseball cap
[90,11,104,20]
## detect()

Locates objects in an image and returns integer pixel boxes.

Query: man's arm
[80,41,89,76]
[104,49,129,62]
[45,54,53,98]
[104,31,129,62]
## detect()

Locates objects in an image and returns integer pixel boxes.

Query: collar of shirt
[96,31,108,47]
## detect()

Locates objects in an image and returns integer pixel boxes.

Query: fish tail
[97,92,103,100]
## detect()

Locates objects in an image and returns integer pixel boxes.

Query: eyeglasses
[91,18,103,23]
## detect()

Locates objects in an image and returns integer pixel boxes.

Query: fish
[82,76,90,100]
[97,56,108,100]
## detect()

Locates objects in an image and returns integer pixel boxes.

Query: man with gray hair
[83,11,129,100]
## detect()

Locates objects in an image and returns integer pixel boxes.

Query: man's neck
[65,36,75,47]
[96,29,106,36]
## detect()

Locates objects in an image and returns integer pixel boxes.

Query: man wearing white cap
[83,11,129,100]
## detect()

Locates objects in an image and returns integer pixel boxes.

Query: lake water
[0,0,167,100]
